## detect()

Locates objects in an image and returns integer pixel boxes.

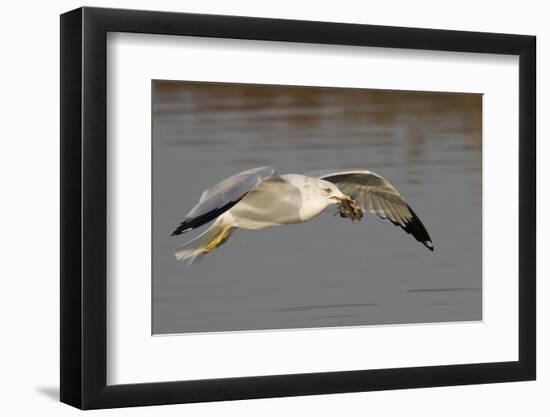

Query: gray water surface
[152,81,482,335]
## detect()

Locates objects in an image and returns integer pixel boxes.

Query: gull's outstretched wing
[171,167,275,236]
[307,169,434,251]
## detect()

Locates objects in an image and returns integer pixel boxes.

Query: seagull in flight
[172,167,433,263]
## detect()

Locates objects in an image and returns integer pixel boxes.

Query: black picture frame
[60,6,536,410]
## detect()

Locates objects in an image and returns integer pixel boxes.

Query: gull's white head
[315,179,346,204]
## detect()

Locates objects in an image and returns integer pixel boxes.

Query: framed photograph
[60,6,536,409]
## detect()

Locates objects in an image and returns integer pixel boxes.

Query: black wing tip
[171,221,192,236]
[170,200,239,237]
[402,205,434,252]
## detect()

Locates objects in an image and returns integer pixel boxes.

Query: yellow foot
[202,226,233,254]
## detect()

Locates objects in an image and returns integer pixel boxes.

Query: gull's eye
[323,187,332,194]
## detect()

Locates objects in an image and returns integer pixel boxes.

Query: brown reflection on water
[153,80,481,171]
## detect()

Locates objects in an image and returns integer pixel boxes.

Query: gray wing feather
[172,167,275,236]
[306,169,434,251]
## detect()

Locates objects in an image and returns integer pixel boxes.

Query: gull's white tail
[174,218,235,264]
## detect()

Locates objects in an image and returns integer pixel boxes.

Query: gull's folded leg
[174,217,236,264]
